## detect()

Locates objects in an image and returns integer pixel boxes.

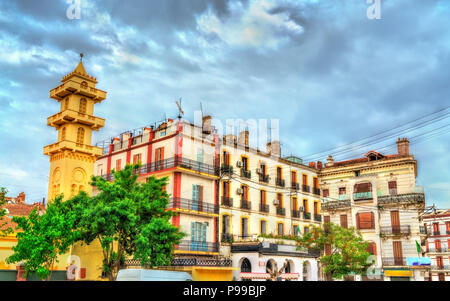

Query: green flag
[416,241,422,253]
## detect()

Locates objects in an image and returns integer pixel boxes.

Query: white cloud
[196,0,303,49]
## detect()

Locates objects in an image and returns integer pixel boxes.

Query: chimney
[266,141,281,157]
[396,137,410,156]
[325,155,334,167]
[223,134,236,145]
[202,115,212,135]
[238,130,249,147]
[317,161,323,169]
[308,162,316,169]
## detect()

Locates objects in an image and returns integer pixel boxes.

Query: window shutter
[340,215,348,228]
[199,186,203,202]
[325,244,331,255]
[202,223,207,242]
[371,212,375,229]
[191,222,196,242]
[324,216,330,223]
[356,213,360,229]
[323,189,329,197]
[388,181,397,189]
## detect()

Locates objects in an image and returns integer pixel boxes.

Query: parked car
[116,269,193,281]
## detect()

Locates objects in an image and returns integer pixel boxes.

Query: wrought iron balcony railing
[169,198,219,215]
[380,225,411,235]
[429,247,449,253]
[240,200,252,210]
[314,214,322,222]
[377,190,425,205]
[382,257,407,266]
[419,226,427,234]
[291,182,300,190]
[240,169,251,179]
[353,191,373,201]
[303,212,311,220]
[302,185,310,193]
[276,178,285,187]
[430,265,450,270]
[102,156,219,181]
[220,164,233,174]
[321,199,351,211]
[259,203,269,213]
[276,207,286,216]
[221,196,233,207]
[221,233,233,243]
[291,210,301,218]
[312,187,320,196]
[258,174,270,183]
[171,258,232,267]
[175,240,219,253]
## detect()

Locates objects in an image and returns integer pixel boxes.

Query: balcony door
[390,210,400,234]
[192,185,203,211]
[191,222,207,251]
[241,218,249,238]
[393,241,403,265]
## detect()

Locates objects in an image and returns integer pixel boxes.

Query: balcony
[382,257,407,266]
[303,212,311,220]
[259,204,269,213]
[302,185,310,193]
[220,164,233,174]
[276,178,285,187]
[102,157,220,181]
[169,198,219,215]
[44,140,103,156]
[276,207,286,216]
[174,240,219,253]
[240,200,252,210]
[429,247,449,253]
[291,210,301,218]
[433,230,441,236]
[240,169,251,179]
[171,258,232,267]
[50,80,107,102]
[314,214,322,222]
[380,225,411,236]
[291,182,300,191]
[221,233,233,243]
[430,265,450,271]
[312,187,321,196]
[221,196,233,207]
[258,174,270,183]
[353,191,373,201]
[419,226,427,235]
[47,109,105,130]
[321,200,351,211]
[378,187,425,205]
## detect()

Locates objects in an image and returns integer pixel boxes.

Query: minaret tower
[44,54,106,201]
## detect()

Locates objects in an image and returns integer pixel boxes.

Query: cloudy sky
[0,0,449,208]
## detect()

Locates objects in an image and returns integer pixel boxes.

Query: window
[242,185,249,202]
[223,151,231,166]
[132,153,142,165]
[277,167,282,179]
[293,225,300,236]
[303,199,308,212]
[291,171,297,184]
[155,147,164,170]
[79,98,87,114]
[313,201,319,215]
[433,223,440,235]
[367,242,377,255]
[160,130,166,137]
[260,162,266,175]
[277,223,284,236]
[355,170,360,177]
[304,226,309,234]
[192,185,203,211]
[260,220,267,235]
[222,215,230,234]
[242,156,248,171]
[313,177,318,188]
[292,197,298,211]
[436,256,443,269]
[115,159,122,171]
[435,240,441,252]
[76,127,85,144]
[340,214,348,228]
[339,187,346,195]
[324,216,330,223]
[388,181,397,195]
[322,189,329,197]
[302,174,307,185]
[276,193,283,208]
[80,81,88,89]
[241,217,249,238]
[197,148,204,163]
[260,190,266,205]
[356,212,375,229]
[191,222,207,251]
[223,181,230,197]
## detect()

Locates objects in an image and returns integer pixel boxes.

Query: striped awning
[240,273,300,280]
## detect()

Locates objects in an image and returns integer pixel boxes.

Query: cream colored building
[319,138,427,281]
[218,130,321,281]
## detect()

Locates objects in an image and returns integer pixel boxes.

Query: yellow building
[44,57,107,280]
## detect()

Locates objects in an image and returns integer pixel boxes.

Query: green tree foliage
[297,223,374,280]
[6,196,80,280]
[0,187,8,236]
[74,164,185,280]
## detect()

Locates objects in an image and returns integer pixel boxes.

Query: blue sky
[0,0,449,207]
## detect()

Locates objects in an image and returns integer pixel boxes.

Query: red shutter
[340,215,348,228]
[324,216,330,223]
[358,212,374,229]
[356,213,360,229]
[323,189,329,197]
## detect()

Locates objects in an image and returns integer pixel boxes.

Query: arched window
[79,98,87,114]
[80,81,88,89]
[241,258,252,273]
[77,127,85,144]
[61,127,66,141]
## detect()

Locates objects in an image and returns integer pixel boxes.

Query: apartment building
[423,209,450,281]
[218,130,321,281]
[94,117,234,280]
[319,138,427,281]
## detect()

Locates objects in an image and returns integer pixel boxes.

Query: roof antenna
[80,53,84,62]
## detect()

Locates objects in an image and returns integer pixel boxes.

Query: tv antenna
[176,97,184,119]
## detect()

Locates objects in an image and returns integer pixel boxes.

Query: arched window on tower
[79,98,87,114]
[61,127,66,141]
[77,127,85,144]
[80,81,88,89]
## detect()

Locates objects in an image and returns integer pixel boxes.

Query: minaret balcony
[43,140,103,156]
[50,80,107,102]
[47,110,105,130]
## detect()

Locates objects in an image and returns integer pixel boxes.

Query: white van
[116,269,193,281]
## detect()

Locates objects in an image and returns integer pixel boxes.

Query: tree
[6,196,81,280]
[0,187,8,236]
[75,164,184,280]
[297,222,374,280]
